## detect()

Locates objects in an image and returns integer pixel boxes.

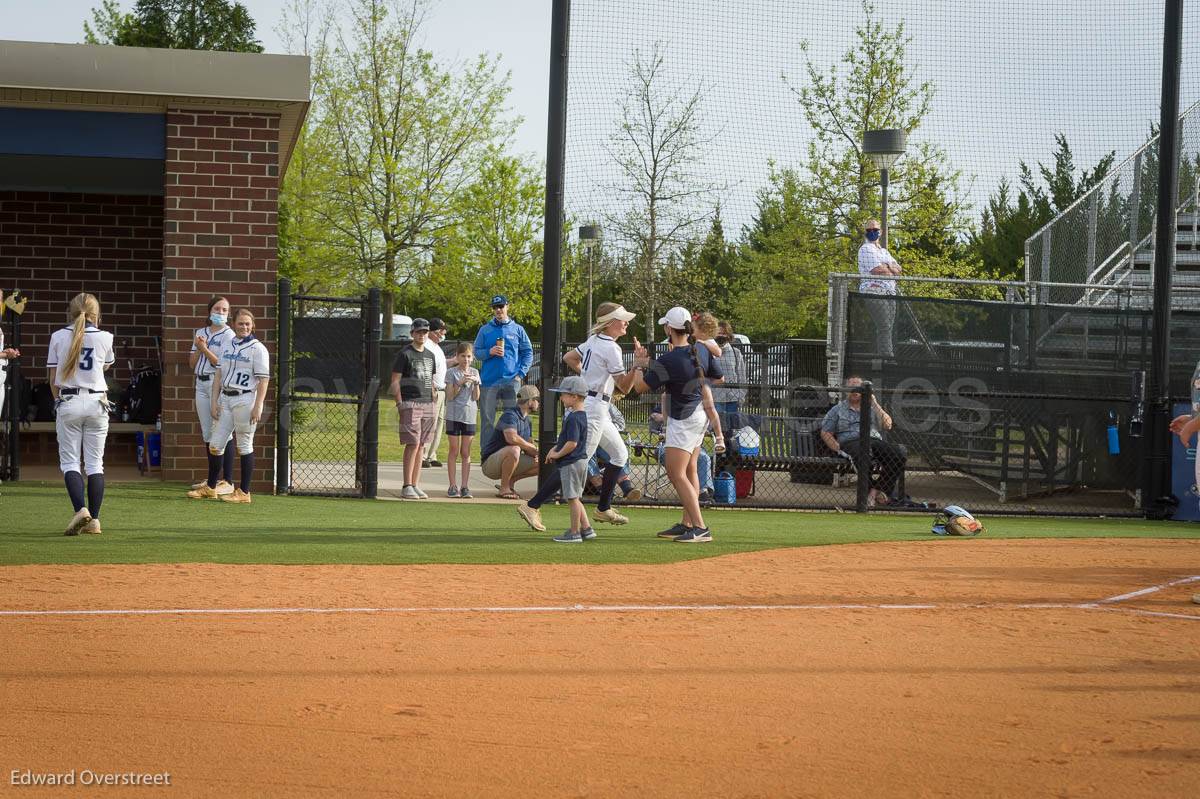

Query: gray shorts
[558,459,588,500]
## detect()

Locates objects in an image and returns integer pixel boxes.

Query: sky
[0,0,552,158]
[4,0,1199,240]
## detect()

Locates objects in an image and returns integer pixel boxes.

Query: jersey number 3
[79,348,94,371]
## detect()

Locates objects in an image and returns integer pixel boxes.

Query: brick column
[162,109,280,492]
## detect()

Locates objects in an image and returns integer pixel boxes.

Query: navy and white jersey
[47,325,115,391]
[574,334,625,399]
[191,325,232,378]
[218,335,270,392]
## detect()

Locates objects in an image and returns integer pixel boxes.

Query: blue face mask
[210,313,227,325]
[866,229,882,242]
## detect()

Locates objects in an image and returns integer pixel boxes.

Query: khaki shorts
[482,449,537,480]
[398,401,435,445]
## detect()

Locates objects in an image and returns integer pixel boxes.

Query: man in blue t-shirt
[473,294,534,449]
[544,375,593,543]
[480,383,540,498]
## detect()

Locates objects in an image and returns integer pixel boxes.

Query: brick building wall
[0,191,164,389]
[161,109,280,492]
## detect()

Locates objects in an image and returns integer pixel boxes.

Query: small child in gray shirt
[445,341,481,497]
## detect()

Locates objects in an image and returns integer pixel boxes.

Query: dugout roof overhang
[0,40,310,195]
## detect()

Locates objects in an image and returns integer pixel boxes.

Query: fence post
[855,381,873,513]
[361,288,382,499]
[275,278,291,495]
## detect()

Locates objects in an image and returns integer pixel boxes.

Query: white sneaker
[414,487,429,499]
[65,508,92,537]
[592,508,629,526]
[214,480,236,496]
[516,502,546,532]
[400,485,420,499]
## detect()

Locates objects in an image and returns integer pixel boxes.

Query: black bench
[717,415,854,488]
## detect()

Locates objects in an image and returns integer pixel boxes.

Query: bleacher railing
[1023,99,1200,303]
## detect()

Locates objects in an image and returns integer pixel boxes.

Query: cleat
[623,487,643,502]
[82,518,102,535]
[516,502,546,532]
[673,527,713,543]
[187,485,220,500]
[592,508,628,526]
[214,480,235,496]
[190,479,206,490]
[220,488,252,504]
[656,522,689,539]
[64,508,91,537]
[552,531,583,544]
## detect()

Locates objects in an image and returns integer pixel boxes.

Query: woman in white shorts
[187,308,269,504]
[47,293,115,536]
[630,306,724,543]
[187,296,234,495]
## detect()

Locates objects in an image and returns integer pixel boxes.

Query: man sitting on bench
[819,376,906,507]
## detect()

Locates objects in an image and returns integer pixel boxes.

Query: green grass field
[291,401,539,464]
[2,482,1197,566]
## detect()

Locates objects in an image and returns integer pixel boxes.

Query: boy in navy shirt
[545,376,592,543]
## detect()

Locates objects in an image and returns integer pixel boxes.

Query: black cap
[428,317,447,332]
[411,318,430,332]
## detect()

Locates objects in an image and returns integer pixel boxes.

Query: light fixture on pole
[578,223,602,325]
[862,129,907,248]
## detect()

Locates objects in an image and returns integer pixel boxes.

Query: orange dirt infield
[2,538,1199,798]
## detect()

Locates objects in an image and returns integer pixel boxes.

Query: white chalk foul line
[0,600,1183,619]
[1,577,1197,620]
[1094,575,1200,605]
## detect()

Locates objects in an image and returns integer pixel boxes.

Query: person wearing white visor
[515,302,648,533]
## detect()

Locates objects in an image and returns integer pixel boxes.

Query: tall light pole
[863,129,907,248]
[579,223,601,325]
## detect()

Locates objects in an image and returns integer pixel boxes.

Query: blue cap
[491,294,508,307]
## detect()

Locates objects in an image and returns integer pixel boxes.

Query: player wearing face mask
[857,218,902,359]
[186,297,235,496]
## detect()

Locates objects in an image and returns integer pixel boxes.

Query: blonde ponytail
[59,293,100,381]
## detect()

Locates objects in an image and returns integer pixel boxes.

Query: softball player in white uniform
[189,308,269,504]
[0,320,21,423]
[562,302,649,526]
[187,296,234,494]
[0,303,20,497]
[47,293,115,536]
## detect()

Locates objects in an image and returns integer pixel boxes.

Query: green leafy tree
[734,1,977,339]
[971,134,1115,280]
[413,151,581,337]
[84,0,264,52]
[307,0,514,337]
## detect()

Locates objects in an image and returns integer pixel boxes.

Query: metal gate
[276,279,381,497]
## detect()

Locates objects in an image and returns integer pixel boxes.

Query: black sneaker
[429,459,443,467]
[674,527,713,543]
[656,522,689,539]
